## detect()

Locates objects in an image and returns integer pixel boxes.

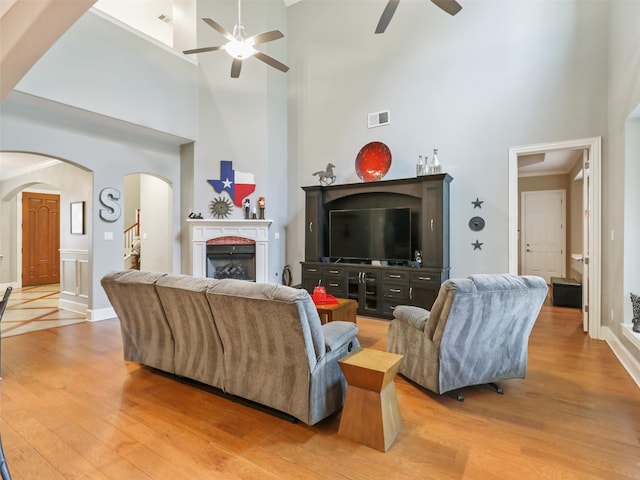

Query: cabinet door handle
[317,279,323,285]
[308,268,318,273]
[390,288,401,293]
[389,274,401,279]
[329,269,339,274]
[309,221,313,233]
[418,276,432,281]
[409,287,413,300]
[430,219,434,231]
[329,283,338,287]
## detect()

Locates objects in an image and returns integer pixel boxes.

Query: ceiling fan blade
[247,30,284,45]
[183,46,223,55]
[202,18,235,41]
[375,0,400,34]
[431,0,462,16]
[231,58,242,78]
[254,51,289,73]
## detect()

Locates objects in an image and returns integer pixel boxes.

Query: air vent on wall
[368,110,390,128]
[158,14,172,24]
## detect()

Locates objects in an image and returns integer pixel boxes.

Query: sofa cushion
[393,305,430,331]
[206,279,325,361]
[155,275,225,389]
[205,279,323,420]
[322,321,358,352]
[100,270,174,373]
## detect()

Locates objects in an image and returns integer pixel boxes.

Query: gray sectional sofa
[101,270,359,425]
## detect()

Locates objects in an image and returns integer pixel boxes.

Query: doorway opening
[123,173,173,273]
[0,152,93,319]
[508,137,602,339]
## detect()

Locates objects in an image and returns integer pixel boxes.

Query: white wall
[624,114,640,323]
[187,0,289,284]
[0,9,197,314]
[0,102,182,314]
[14,8,197,141]
[286,0,609,284]
[607,1,640,360]
[139,173,173,273]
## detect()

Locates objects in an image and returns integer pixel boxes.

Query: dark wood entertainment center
[301,174,452,319]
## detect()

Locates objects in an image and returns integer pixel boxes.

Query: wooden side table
[338,348,403,452]
[315,298,357,324]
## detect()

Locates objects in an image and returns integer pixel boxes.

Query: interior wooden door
[22,192,60,286]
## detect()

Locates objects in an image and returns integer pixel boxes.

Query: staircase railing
[124,209,140,269]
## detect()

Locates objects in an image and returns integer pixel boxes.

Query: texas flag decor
[207,160,256,207]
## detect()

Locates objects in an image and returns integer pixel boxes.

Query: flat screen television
[329,207,412,262]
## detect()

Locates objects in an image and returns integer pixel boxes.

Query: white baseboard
[602,326,640,388]
[87,307,116,322]
[58,299,88,315]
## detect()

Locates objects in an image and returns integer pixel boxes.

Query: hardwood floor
[0,285,84,338]
[1,305,639,479]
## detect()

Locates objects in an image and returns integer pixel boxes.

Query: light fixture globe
[224,39,255,59]
[181,0,289,78]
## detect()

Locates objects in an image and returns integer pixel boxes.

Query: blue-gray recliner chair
[387,274,548,401]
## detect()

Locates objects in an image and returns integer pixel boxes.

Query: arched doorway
[0,152,93,306]
[123,173,173,273]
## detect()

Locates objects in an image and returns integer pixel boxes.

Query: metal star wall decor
[209,196,233,218]
[472,198,484,209]
[472,240,483,250]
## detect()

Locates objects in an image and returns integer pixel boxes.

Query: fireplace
[206,237,256,281]
[189,219,271,283]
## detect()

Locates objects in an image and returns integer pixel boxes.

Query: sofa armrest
[322,321,358,352]
[393,305,430,331]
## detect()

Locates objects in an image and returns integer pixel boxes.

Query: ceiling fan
[375,0,462,34]
[183,0,289,78]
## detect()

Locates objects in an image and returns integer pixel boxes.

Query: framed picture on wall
[71,201,85,235]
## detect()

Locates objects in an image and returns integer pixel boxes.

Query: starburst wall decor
[209,196,233,218]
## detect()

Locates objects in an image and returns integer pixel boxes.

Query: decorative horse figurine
[312,163,336,186]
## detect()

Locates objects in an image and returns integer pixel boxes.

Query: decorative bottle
[431,148,441,174]
[416,155,424,176]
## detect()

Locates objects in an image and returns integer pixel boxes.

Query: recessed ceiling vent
[158,14,172,24]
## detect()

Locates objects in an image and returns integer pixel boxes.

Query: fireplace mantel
[189,219,272,283]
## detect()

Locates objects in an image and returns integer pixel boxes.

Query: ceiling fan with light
[375,0,462,34]
[183,0,289,78]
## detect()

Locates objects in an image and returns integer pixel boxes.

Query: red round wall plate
[355,142,392,182]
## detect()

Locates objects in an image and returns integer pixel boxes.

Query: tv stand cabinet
[301,174,452,318]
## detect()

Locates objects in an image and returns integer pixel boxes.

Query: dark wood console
[301,174,452,318]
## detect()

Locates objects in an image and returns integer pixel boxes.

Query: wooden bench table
[338,347,403,452]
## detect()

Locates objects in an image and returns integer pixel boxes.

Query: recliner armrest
[322,321,358,352]
[393,305,430,331]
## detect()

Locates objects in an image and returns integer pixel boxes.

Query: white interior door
[582,151,590,332]
[521,190,566,283]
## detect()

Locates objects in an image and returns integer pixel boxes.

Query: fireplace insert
[206,241,256,281]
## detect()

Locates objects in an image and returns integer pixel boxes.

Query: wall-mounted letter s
[99,187,122,222]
